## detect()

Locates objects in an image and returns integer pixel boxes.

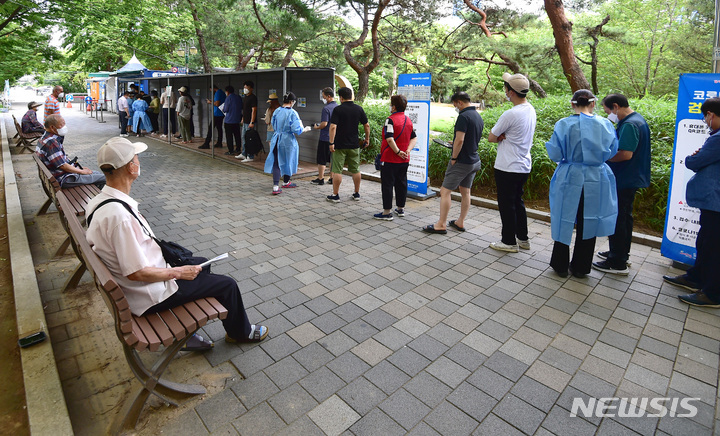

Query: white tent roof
[117,55,146,72]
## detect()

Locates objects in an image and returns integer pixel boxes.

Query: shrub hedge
[359,95,677,232]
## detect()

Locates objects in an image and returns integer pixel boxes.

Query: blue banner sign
[398,73,434,198]
[661,73,720,265]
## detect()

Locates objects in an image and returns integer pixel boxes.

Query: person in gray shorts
[423,92,484,234]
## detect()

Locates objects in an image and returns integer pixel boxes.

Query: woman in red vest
[374,95,417,221]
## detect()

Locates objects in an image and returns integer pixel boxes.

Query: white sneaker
[235,154,246,160]
[120,133,129,137]
[241,157,254,162]
[160,134,167,138]
[489,241,519,253]
[518,239,531,250]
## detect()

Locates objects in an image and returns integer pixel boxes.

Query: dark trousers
[494,169,530,245]
[189,109,195,138]
[381,162,409,210]
[687,209,720,301]
[608,188,637,267]
[224,123,242,153]
[119,111,128,134]
[148,111,159,132]
[205,115,224,145]
[142,257,252,341]
[162,108,177,135]
[550,190,596,275]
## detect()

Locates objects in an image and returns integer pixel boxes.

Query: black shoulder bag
[87,199,194,267]
[375,115,408,171]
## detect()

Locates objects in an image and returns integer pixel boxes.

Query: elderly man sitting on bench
[36,114,106,188]
[85,137,268,351]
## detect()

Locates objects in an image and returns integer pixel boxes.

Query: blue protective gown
[264,106,304,176]
[131,99,153,132]
[546,113,619,246]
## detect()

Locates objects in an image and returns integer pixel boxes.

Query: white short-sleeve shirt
[86,186,177,316]
[491,102,537,173]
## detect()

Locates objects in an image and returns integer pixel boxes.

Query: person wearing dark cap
[488,72,537,253]
[85,137,269,349]
[22,101,45,134]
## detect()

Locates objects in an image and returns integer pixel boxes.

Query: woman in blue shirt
[546,89,618,278]
[264,92,311,194]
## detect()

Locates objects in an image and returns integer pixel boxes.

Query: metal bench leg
[62,262,86,291]
[54,236,71,257]
[115,336,205,433]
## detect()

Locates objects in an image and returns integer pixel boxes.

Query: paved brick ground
[6,104,720,436]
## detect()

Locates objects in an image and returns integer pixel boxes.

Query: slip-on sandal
[449,220,466,232]
[226,325,269,344]
[422,224,447,234]
[181,334,214,351]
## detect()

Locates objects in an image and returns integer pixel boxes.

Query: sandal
[180,334,214,351]
[449,220,466,232]
[422,224,447,234]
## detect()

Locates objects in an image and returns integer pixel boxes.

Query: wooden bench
[32,153,101,290]
[56,191,228,434]
[12,114,42,153]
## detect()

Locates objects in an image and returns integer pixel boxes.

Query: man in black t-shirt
[327,87,370,202]
[423,92,483,234]
[237,80,258,162]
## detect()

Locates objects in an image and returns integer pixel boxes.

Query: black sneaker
[597,250,632,266]
[198,144,210,149]
[213,143,223,148]
[592,260,629,276]
[663,274,701,292]
[224,151,234,155]
[327,194,340,203]
[352,192,360,201]
[327,177,333,184]
[311,178,325,185]
[678,292,720,308]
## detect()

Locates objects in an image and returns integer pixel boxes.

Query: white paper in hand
[198,253,229,268]
[302,125,312,133]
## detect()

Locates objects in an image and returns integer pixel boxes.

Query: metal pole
[714,0,720,73]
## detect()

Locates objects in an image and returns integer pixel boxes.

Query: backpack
[244,128,264,155]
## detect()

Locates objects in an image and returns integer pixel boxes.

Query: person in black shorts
[423,92,483,234]
[311,87,338,185]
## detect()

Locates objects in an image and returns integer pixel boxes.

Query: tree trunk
[544,0,590,91]
[187,0,211,73]
[237,48,255,70]
[280,44,297,68]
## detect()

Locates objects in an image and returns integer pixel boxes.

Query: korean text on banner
[661,73,720,265]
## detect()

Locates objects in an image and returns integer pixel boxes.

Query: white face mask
[322,98,327,104]
[454,106,460,114]
[243,88,250,95]
[607,112,619,123]
[130,161,140,176]
[57,126,69,136]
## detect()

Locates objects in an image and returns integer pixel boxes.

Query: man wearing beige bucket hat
[488,72,537,253]
[85,137,268,349]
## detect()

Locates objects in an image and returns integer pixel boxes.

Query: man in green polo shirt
[593,94,651,275]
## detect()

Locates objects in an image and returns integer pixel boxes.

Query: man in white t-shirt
[488,72,537,253]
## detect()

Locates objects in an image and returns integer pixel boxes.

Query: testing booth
[116,67,335,164]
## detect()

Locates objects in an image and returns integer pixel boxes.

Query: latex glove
[302,126,312,133]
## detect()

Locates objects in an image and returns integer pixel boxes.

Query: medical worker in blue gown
[546,89,619,278]
[131,96,153,137]
[264,92,312,195]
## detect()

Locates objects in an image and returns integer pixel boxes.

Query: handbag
[376,115,409,171]
[87,199,194,267]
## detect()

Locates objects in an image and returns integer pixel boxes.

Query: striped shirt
[44,94,60,119]
[37,132,70,184]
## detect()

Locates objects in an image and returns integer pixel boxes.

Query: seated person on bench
[36,114,106,188]
[22,101,45,134]
[85,137,268,351]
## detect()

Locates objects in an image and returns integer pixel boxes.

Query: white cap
[178,86,188,93]
[97,137,148,169]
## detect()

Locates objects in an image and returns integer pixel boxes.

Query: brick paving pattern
[5,106,720,435]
